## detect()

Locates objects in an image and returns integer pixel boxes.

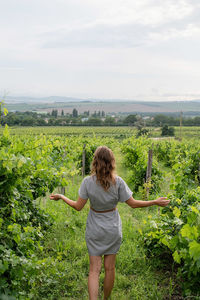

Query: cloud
[36,0,199,49]
[102,0,194,26]
[0,67,24,71]
[0,0,200,99]
[41,23,146,48]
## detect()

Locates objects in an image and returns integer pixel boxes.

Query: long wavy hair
[91,146,116,190]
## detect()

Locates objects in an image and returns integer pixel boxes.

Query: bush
[161,125,175,136]
[142,189,200,296]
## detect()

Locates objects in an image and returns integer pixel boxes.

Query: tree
[51,109,58,118]
[137,128,149,137]
[72,108,78,118]
[161,125,169,136]
[61,109,64,116]
[104,117,115,125]
[48,118,55,126]
[153,114,169,126]
[168,127,175,136]
[123,114,137,125]
[92,111,97,117]
[161,125,175,136]
[86,118,102,126]
[21,116,36,126]
[37,118,47,126]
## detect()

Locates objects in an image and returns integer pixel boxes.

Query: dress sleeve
[78,177,89,199]
[118,177,133,202]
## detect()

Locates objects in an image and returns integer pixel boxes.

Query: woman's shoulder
[83,175,126,187]
[82,175,96,183]
[115,175,124,182]
[115,175,126,185]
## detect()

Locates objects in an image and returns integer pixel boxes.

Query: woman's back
[79,175,132,211]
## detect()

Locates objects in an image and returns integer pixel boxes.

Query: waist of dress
[90,206,116,213]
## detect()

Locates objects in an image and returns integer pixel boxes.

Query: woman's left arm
[50,194,88,211]
[126,196,170,208]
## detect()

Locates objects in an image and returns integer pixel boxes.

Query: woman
[50,146,170,300]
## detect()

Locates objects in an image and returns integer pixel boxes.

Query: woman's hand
[155,197,170,207]
[50,194,62,201]
[49,194,87,211]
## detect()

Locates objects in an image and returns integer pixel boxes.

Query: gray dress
[79,175,133,256]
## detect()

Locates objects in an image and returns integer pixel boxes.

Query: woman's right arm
[125,196,170,208]
[50,194,88,211]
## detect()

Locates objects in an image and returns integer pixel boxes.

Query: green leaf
[173,250,181,264]
[161,236,170,247]
[0,260,9,275]
[180,224,198,240]
[189,241,200,261]
[173,217,183,226]
[173,207,181,218]
[3,107,8,116]
[17,156,26,168]
[3,124,10,138]
[170,235,179,250]
[191,206,199,215]
[0,218,3,229]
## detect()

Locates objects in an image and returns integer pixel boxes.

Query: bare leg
[88,255,102,300]
[103,254,116,300]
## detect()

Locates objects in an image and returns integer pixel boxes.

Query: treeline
[1,111,120,126]
[149,114,200,126]
[2,110,200,127]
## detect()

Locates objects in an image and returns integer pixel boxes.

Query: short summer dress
[78,175,133,256]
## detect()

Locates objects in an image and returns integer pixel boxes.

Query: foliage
[142,189,200,296]
[121,137,163,194]
[161,125,175,136]
[72,108,78,118]
[0,100,8,125]
[122,136,200,296]
[136,128,149,137]
[0,131,117,296]
[1,125,200,298]
[155,139,200,196]
[123,114,137,125]
[0,133,82,296]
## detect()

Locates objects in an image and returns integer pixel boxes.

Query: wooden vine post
[61,184,66,195]
[145,149,153,199]
[60,146,66,195]
[82,144,86,177]
[179,111,183,141]
[198,153,200,185]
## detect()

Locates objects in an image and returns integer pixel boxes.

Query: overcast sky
[0,0,200,101]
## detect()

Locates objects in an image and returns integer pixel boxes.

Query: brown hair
[91,146,116,190]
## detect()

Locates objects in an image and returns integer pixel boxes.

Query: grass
[30,148,180,299]
[35,197,172,299]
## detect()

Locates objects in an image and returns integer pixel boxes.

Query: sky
[0,0,200,101]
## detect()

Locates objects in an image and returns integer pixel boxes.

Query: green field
[1,126,200,299]
[1,125,200,140]
[0,126,137,138]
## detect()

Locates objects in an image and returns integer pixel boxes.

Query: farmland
[1,125,200,139]
[4,98,200,115]
[0,126,200,299]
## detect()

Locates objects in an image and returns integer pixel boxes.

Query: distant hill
[4,96,85,103]
[3,96,200,116]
